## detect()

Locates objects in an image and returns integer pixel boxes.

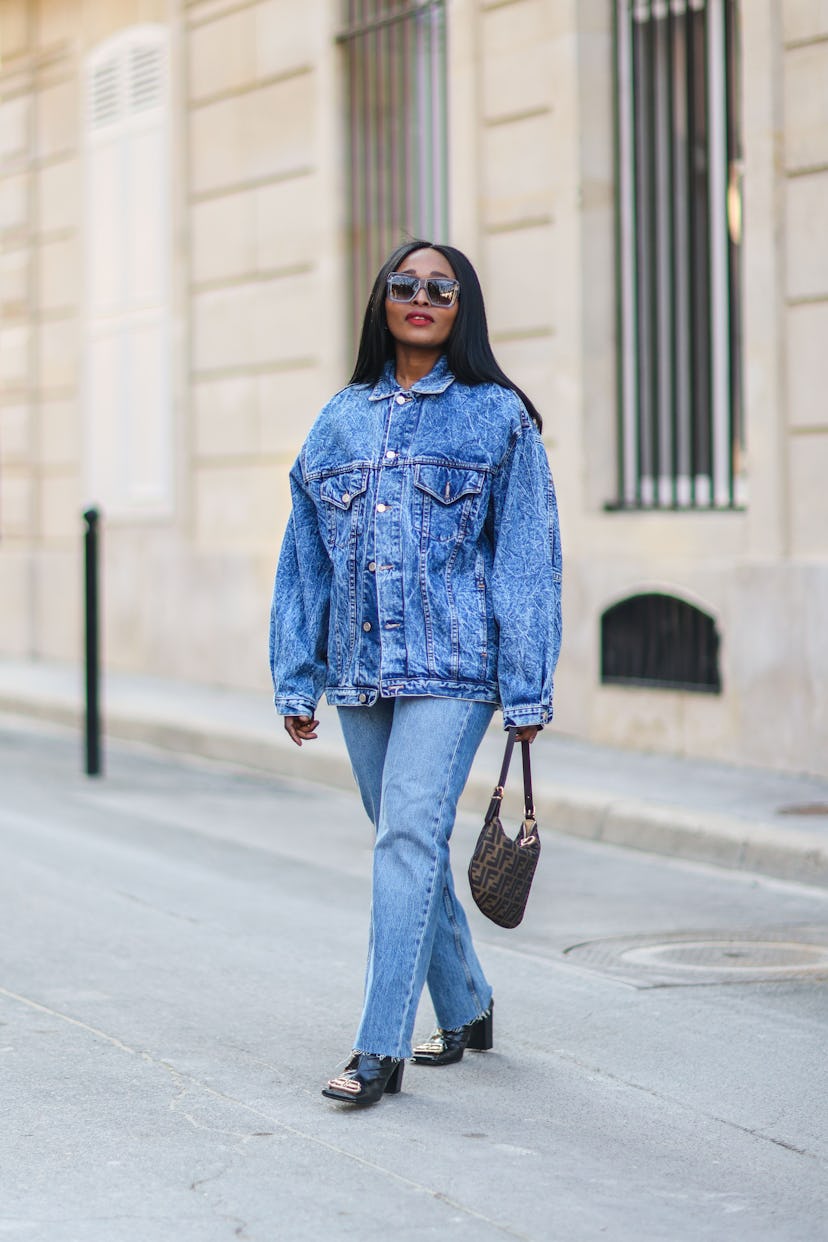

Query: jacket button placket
[374,393,414,690]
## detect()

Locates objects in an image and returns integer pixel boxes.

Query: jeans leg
[352,696,494,1059]
[338,699,396,999]
[426,863,492,1031]
[337,698,395,827]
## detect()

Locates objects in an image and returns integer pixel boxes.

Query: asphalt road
[1,715,827,1242]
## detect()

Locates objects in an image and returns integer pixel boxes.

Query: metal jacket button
[362,621,372,631]
[395,394,406,405]
[368,561,377,572]
[376,503,387,513]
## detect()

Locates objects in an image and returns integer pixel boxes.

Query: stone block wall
[0,2,85,661]
[782,3,828,561]
[0,0,826,773]
[0,0,346,690]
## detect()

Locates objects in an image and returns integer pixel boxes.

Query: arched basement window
[600,593,721,692]
[83,25,172,517]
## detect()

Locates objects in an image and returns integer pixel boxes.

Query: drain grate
[563,926,828,987]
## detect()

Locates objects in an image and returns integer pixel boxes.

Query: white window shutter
[87,138,126,316]
[127,317,168,504]
[83,26,171,518]
[86,328,124,511]
[127,126,166,308]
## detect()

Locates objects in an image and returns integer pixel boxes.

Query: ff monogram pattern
[468,734,541,929]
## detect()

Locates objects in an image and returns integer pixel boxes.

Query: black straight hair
[349,240,542,431]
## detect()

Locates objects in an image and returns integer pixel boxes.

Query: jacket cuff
[501,703,550,729]
[274,695,318,718]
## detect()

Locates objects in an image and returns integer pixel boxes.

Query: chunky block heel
[411,999,494,1066]
[465,1002,494,1052]
[384,1059,405,1094]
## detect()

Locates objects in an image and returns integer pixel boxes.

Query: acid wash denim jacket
[270,355,562,728]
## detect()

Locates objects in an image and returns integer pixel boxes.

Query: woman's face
[384,248,459,351]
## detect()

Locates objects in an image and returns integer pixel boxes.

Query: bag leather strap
[486,728,535,822]
[521,735,535,820]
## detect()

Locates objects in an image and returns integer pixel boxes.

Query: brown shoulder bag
[468,730,540,929]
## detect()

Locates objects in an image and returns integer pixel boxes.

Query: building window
[613,0,743,510]
[601,593,721,692]
[83,25,172,518]
[339,1,448,334]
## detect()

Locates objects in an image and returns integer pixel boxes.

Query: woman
[270,241,562,1107]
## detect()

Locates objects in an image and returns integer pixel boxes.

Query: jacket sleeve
[489,413,563,729]
[269,456,332,717]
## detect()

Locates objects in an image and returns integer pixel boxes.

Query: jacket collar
[367,355,456,401]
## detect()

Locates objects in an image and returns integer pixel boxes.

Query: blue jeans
[338,696,495,1059]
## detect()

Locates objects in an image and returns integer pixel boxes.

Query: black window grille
[338,1,448,339]
[601,593,721,692]
[613,0,743,510]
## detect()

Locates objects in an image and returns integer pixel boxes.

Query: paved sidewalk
[5,720,828,1241]
[2,657,828,887]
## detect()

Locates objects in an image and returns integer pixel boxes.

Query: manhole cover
[563,927,828,987]
[620,939,828,973]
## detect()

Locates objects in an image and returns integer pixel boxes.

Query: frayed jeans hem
[352,1048,404,1061]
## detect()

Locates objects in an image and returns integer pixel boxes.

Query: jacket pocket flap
[320,470,368,510]
[414,464,486,505]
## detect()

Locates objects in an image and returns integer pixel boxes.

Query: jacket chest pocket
[413,464,487,544]
[318,469,368,549]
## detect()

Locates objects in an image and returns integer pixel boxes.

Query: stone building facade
[1,0,826,775]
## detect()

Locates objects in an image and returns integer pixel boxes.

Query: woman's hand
[284,715,320,747]
[513,725,540,744]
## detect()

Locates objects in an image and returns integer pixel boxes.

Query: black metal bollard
[83,507,102,776]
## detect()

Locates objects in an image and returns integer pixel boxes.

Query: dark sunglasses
[386,273,460,308]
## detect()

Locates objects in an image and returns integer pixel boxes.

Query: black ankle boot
[411,1000,494,1066]
[322,1053,405,1106]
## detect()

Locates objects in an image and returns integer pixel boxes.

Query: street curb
[541,788,828,888]
[3,683,828,890]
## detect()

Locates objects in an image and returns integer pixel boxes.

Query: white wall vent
[89,56,121,129]
[129,43,164,114]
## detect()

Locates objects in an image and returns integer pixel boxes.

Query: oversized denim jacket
[270,356,562,728]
